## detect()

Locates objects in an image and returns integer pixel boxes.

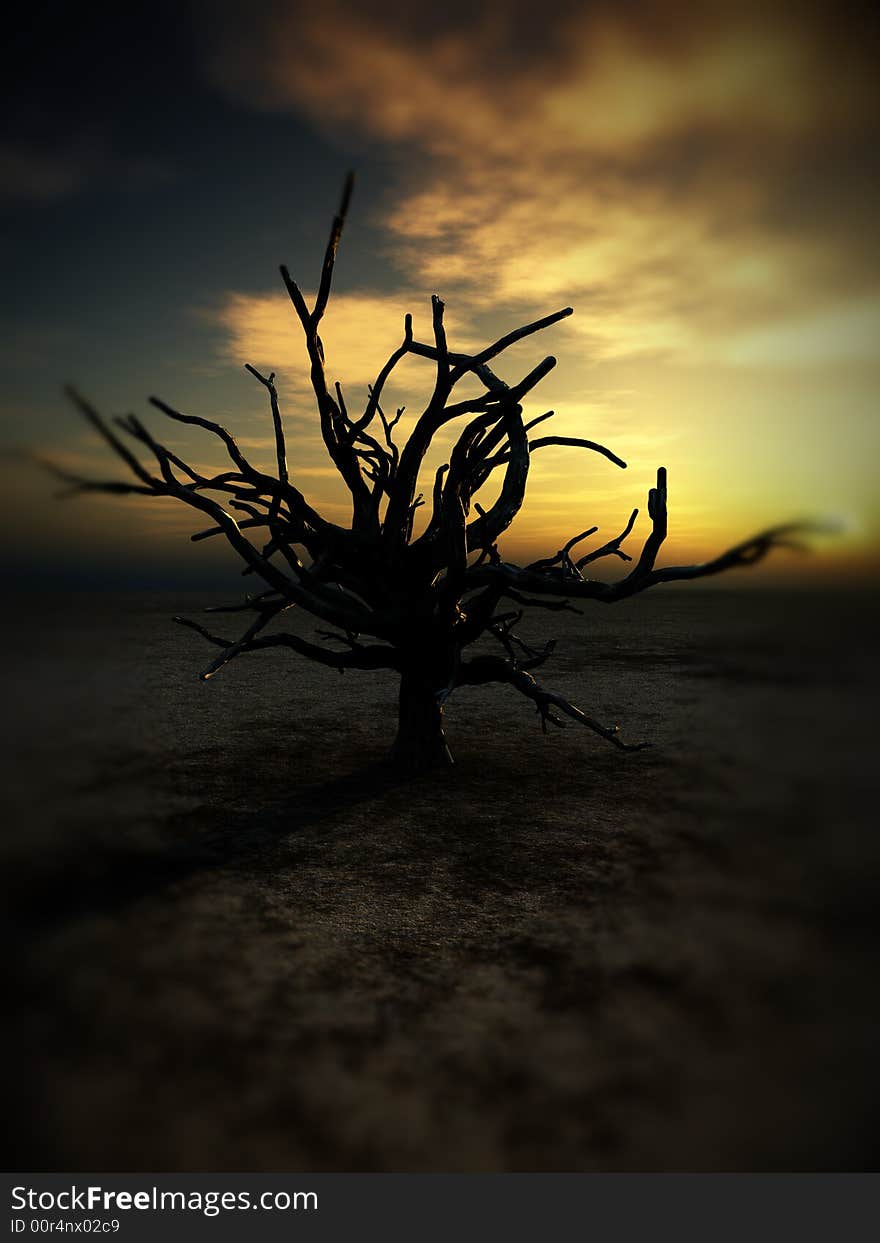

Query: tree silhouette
[53,177,813,769]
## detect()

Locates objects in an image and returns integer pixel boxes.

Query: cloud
[0,136,170,205]
[0,144,88,204]
[199,1,880,368]
[208,286,480,413]
[721,296,880,368]
[182,1,879,571]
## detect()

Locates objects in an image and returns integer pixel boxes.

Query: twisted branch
[49,175,824,762]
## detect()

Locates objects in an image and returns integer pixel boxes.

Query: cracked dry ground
[3,587,878,1170]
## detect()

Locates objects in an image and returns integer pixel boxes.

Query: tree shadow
[6,725,670,942]
[5,754,405,936]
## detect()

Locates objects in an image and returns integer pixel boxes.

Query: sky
[2,0,878,588]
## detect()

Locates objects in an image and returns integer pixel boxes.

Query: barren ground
[3,586,878,1170]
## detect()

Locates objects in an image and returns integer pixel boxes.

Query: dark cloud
[194,0,880,360]
[1,3,195,202]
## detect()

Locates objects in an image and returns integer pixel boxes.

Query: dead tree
[52,177,814,770]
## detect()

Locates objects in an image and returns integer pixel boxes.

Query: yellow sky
[10,1,878,584]
[186,1,879,578]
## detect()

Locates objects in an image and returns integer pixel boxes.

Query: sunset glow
[3,1,877,584]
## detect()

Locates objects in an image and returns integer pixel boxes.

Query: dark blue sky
[2,2,401,434]
[1,3,420,587]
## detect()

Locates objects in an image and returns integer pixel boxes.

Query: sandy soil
[2,586,878,1171]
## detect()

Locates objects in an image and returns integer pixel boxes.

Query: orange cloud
[202,1,878,366]
[211,287,477,407]
[191,0,879,572]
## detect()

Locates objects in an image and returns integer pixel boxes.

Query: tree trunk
[391,672,454,770]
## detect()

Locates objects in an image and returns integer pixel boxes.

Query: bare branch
[173,612,401,673]
[458,655,649,751]
[527,527,598,575]
[577,509,638,568]
[464,467,827,607]
[65,388,158,488]
[313,171,355,327]
[483,435,627,473]
[147,395,257,479]
[55,179,822,771]
[353,314,413,436]
[203,590,283,614]
[244,364,288,505]
[447,307,572,385]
